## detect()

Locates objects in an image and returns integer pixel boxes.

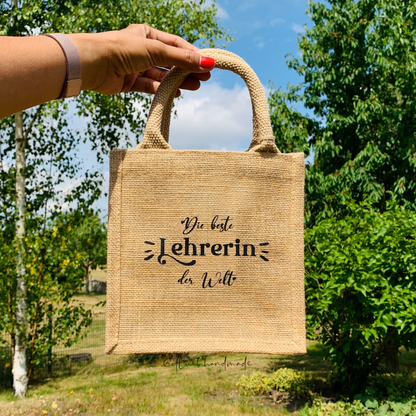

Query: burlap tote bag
[106,49,306,355]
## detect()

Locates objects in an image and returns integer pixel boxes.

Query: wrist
[66,33,111,92]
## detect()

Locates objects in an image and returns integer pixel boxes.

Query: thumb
[154,43,215,73]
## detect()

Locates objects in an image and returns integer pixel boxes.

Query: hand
[68,24,215,98]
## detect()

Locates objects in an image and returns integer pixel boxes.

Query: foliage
[268,0,416,396]
[300,398,416,416]
[269,0,416,225]
[365,370,416,400]
[237,371,270,396]
[305,199,416,393]
[67,213,107,294]
[0,0,231,389]
[268,84,312,155]
[0,214,92,378]
[237,368,310,399]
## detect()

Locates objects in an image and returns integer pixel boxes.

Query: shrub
[300,399,416,416]
[305,199,416,393]
[269,367,310,398]
[237,371,271,396]
[237,368,310,398]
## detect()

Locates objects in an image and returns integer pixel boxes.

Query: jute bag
[106,49,306,355]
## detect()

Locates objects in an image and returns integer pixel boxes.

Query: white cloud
[216,4,229,19]
[204,0,229,19]
[168,81,259,151]
[270,18,285,27]
[254,36,265,49]
[292,23,306,34]
[238,1,256,11]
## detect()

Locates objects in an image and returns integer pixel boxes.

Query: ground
[0,352,306,416]
[1,346,415,416]
[1,290,416,415]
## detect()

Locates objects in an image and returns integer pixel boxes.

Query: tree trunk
[13,111,28,398]
[388,350,400,373]
[84,262,90,295]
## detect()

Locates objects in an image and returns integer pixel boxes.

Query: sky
[71,0,313,215]
[170,0,311,152]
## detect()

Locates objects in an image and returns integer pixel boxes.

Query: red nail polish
[200,56,215,69]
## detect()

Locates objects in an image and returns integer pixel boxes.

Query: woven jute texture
[106,49,306,355]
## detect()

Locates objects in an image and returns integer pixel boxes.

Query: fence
[0,311,130,390]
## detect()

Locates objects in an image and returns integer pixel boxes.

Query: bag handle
[158,50,267,146]
[136,49,280,153]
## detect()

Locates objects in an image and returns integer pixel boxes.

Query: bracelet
[43,33,82,99]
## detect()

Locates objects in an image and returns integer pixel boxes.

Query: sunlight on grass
[1,340,415,415]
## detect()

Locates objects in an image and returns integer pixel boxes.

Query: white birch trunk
[12,111,28,398]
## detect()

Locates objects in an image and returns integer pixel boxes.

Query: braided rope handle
[136,49,279,153]
[159,50,262,145]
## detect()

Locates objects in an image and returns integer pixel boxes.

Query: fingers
[150,40,216,73]
[143,67,211,83]
[143,25,200,52]
[124,70,211,95]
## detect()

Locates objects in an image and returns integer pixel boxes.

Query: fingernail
[200,56,215,69]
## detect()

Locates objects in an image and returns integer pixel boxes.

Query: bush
[365,370,416,400]
[237,368,310,399]
[237,371,271,396]
[305,199,416,393]
[300,399,416,416]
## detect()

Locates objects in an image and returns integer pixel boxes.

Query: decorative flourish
[144,241,155,261]
[259,242,269,262]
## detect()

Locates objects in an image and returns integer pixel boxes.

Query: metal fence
[0,311,130,390]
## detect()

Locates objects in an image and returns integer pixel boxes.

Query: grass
[89,267,108,283]
[2,294,416,415]
[1,343,416,415]
[0,352,302,416]
[72,293,106,312]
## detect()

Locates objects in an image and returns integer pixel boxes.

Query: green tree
[268,0,416,393]
[68,213,107,295]
[0,214,92,383]
[0,0,231,397]
[268,84,312,156]
[270,0,416,225]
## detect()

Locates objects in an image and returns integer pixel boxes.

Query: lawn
[1,292,416,415]
[0,344,325,416]
[1,342,416,415]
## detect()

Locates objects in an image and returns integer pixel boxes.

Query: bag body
[106,49,306,355]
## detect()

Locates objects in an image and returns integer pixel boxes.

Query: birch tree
[11,0,27,397]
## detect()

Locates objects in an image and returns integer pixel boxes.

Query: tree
[0,213,93,384]
[268,84,312,156]
[268,0,416,392]
[0,0,231,397]
[68,214,107,295]
[270,0,416,225]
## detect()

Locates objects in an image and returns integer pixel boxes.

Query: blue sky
[205,0,310,92]
[168,0,312,152]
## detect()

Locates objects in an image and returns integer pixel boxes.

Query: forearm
[0,36,66,118]
[0,34,108,119]
[0,25,214,119]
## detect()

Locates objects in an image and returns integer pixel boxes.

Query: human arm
[0,24,215,119]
